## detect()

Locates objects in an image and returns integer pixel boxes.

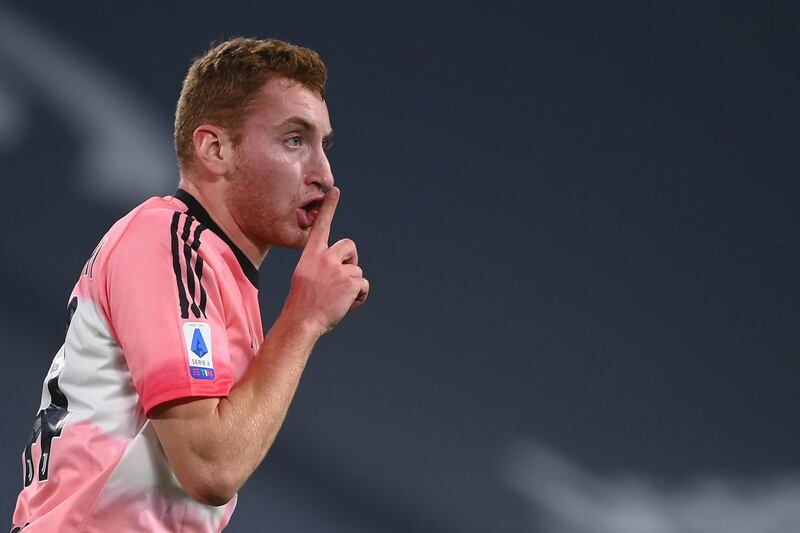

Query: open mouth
[298,195,325,227]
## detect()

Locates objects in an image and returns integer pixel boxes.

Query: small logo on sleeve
[183,322,215,380]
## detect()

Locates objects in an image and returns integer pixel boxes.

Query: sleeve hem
[143,383,233,418]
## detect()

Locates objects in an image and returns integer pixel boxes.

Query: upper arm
[107,209,234,415]
[149,396,236,505]
[149,396,221,452]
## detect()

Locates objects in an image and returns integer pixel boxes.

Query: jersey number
[22,297,77,486]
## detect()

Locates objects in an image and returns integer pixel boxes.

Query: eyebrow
[279,116,334,143]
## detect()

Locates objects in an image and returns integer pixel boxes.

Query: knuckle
[335,238,355,250]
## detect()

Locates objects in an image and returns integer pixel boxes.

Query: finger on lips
[308,186,339,249]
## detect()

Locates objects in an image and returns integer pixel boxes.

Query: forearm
[213,315,319,484]
[153,314,320,505]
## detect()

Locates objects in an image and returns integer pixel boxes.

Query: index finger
[307,186,340,249]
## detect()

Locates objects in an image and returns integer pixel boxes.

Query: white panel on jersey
[56,299,144,438]
[98,421,233,530]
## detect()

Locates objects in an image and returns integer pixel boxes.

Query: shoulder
[100,195,225,319]
[119,195,188,241]
[96,194,223,284]
[105,195,212,257]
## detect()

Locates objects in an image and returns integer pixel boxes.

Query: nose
[306,148,334,192]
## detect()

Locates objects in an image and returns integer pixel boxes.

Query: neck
[178,175,269,268]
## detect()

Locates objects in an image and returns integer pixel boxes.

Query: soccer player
[11,37,368,532]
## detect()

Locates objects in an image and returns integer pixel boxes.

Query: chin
[255,221,308,249]
[293,230,312,249]
[284,239,306,250]
[273,228,309,249]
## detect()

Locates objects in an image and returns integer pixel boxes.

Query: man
[11,37,368,532]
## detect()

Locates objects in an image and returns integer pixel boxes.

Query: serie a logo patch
[183,322,215,380]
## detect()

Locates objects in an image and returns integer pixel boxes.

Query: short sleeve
[106,209,234,416]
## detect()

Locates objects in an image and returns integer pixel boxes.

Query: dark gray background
[1,2,797,531]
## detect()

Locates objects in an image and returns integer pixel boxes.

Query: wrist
[274,311,324,341]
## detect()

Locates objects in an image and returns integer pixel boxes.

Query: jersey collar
[174,189,260,288]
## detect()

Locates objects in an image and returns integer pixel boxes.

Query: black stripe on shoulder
[170,212,190,319]
[181,216,202,319]
[192,223,208,317]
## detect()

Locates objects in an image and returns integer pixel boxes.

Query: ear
[191,125,234,175]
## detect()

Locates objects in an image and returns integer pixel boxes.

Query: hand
[282,187,369,336]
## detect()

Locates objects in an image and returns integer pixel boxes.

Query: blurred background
[1,2,798,531]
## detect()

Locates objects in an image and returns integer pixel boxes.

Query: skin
[150,77,369,506]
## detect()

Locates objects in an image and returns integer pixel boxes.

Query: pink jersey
[11,190,263,532]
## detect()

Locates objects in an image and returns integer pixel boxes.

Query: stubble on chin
[257,209,309,250]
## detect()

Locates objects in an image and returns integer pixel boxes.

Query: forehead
[245,77,331,133]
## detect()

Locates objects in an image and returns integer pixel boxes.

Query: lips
[297,195,325,228]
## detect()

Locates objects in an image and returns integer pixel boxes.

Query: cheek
[233,149,302,215]
[250,155,297,189]
[239,175,293,224]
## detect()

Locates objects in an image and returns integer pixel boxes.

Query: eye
[322,138,333,151]
[285,135,302,147]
